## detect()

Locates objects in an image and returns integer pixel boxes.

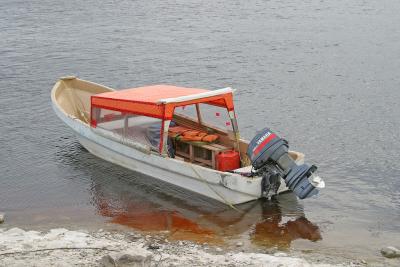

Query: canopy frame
[90,85,238,155]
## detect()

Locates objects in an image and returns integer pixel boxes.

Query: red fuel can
[216,150,240,172]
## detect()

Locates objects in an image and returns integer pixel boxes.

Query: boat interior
[53,78,300,173]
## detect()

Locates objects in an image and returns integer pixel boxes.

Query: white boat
[51,76,323,205]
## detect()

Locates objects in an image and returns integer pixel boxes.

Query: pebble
[236,241,243,247]
[117,253,152,267]
[0,213,4,224]
[274,252,287,257]
[148,243,160,250]
[216,247,223,252]
[99,255,116,267]
[381,246,400,259]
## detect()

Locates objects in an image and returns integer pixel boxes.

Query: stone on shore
[99,255,116,267]
[236,241,243,247]
[381,246,400,258]
[117,253,152,267]
[104,248,152,267]
[0,213,4,224]
[99,248,152,267]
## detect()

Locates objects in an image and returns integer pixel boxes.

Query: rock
[0,213,4,224]
[128,234,141,242]
[274,252,287,257]
[6,227,25,235]
[117,254,152,267]
[46,228,69,239]
[216,247,223,252]
[148,243,160,250]
[236,241,243,247]
[99,255,116,267]
[381,246,400,258]
[22,244,33,249]
[110,248,153,267]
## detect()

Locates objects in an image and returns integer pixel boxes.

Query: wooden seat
[174,140,232,169]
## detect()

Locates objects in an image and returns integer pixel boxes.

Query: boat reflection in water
[89,164,322,248]
[57,140,321,248]
[250,195,322,249]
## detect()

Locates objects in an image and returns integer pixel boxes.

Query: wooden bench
[174,140,231,169]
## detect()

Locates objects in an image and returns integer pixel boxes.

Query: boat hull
[78,134,264,204]
[53,104,281,205]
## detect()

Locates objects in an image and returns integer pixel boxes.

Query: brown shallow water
[1,0,400,264]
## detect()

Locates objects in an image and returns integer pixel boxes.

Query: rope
[189,164,241,212]
[0,247,118,257]
[234,131,245,166]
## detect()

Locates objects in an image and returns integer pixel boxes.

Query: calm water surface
[1,0,400,264]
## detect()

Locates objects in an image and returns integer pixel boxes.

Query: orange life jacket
[168,126,219,143]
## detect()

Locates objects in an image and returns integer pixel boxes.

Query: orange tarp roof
[93,85,209,104]
[91,84,234,119]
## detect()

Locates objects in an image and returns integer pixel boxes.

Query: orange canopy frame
[91,85,235,120]
[91,84,237,154]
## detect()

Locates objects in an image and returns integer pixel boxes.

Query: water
[1,0,400,263]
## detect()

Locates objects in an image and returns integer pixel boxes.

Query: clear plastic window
[173,104,198,122]
[173,103,232,132]
[91,107,162,150]
[197,104,232,133]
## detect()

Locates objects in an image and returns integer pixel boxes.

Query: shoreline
[3,208,397,266]
[2,207,399,266]
[0,227,374,267]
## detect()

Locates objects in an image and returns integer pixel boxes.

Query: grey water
[1,0,399,263]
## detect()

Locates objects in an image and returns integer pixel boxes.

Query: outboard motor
[247,128,325,199]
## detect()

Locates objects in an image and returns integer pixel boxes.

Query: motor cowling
[247,128,324,199]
